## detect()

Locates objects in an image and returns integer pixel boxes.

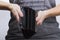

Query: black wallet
[20,7,36,38]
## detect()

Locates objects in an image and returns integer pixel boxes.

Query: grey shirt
[8,0,60,38]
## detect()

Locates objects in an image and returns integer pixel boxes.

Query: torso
[6,0,60,39]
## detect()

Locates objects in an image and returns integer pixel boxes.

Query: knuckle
[15,4,18,5]
[15,4,19,7]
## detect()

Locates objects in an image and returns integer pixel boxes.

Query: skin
[0,1,23,21]
[0,1,60,25]
[36,5,60,25]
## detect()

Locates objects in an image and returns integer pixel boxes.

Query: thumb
[37,17,44,25]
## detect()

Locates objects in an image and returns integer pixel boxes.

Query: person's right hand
[9,3,23,21]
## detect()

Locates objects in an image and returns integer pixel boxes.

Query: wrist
[43,10,50,18]
[8,3,13,11]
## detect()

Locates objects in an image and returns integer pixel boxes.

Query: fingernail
[21,14,24,17]
[22,15,23,17]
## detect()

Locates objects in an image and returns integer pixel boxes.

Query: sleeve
[0,0,9,3]
[55,0,60,5]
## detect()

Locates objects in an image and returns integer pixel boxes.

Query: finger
[37,20,42,25]
[37,17,44,25]
[15,5,23,17]
[16,14,19,21]
[14,12,19,21]
[18,9,23,17]
[11,4,20,21]
[15,8,23,21]
[36,16,40,22]
[12,9,19,21]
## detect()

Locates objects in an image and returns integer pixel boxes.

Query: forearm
[45,4,60,18]
[0,1,23,21]
[0,1,12,10]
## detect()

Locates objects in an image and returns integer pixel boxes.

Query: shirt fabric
[0,0,60,5]
[5,0,60,40]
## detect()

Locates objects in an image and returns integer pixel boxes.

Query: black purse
[10,0,37,38]
[20,7,36,38]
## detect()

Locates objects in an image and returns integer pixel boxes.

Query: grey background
[0,0,60,40]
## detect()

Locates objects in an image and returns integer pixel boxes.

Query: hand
[36,11,48,25]
[9,3,23,21]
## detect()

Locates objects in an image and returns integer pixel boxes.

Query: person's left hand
[36,11,48,25]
